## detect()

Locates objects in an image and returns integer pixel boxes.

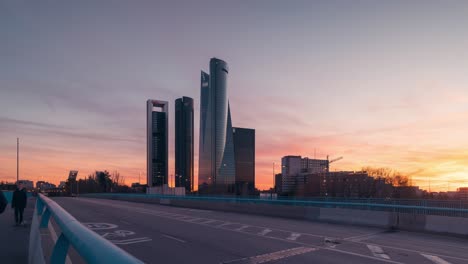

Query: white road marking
[234,225,249,232]
[162,234,187,243]
[344,231,383,242]
[110,237,152,245]
[47,221,73,264]
[83,222,118,230]
[367,244,391,259]
[187,209,212,213]
[221,246,316,264]
[258,229,272,236]
[287,233,301,241]
[186,218,203,222]
[119,220,131,225]
[344,232,382,242]
[216,222,233,228]
[421,254,452,264]
[179,216,195,220]
[102,230,135,239]
[200,219,218,224]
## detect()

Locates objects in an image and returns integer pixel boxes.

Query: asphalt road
[53,197,468,264]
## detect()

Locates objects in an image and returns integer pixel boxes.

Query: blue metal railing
[2,190,32,203]
[82,193,468,218]
[33,194,143,264]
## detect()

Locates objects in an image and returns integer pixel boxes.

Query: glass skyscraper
[147,100,168,187]
[175,96,194,192]
[198,58,236,192]
[233,127,255,195]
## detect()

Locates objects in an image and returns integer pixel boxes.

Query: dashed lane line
[161,234,187,243]
[367,244,391,260]
[234,225,250,232]
[421,254,452,264]
[287,233,301,241]
[258,229,272,236]
[220,247,317,264]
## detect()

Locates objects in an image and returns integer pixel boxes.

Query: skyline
[1,1,468,191]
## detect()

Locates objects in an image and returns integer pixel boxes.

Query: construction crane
[325,155,343,173]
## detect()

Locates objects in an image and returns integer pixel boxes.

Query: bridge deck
[52,197,468,264]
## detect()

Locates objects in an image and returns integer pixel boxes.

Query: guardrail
[2,190,33,203]
[29,194,143,264]
[82,193,468,218]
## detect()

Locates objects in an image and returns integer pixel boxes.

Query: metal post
[17,137,19,182]
[272,162,275,193]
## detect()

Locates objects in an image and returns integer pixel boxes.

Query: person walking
[12,182,27,226]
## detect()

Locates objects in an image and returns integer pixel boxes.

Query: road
[53,197,468,264]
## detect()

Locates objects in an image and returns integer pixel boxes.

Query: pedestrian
[12,182,27,226]
[0,189,7,214]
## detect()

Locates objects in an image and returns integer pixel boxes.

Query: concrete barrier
[397,213,426,232]
[319,208,392,228]
[425,215,468,236]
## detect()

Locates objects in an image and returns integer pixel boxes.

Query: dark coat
[12,188,27,209]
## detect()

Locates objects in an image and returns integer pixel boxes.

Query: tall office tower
[175,96,194,192]
[199,58,236,192]
[233,127,255,195]
[147,100,168,187]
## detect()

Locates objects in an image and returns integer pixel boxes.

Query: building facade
[301,157,328,173]
[175,96,194,192]
[147,100,168,187]
[233,127,255,195]
[198,58,236,193]
[281,156,302,193]
[281,156,329,194]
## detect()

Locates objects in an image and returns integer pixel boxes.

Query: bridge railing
[29,194,143,264]
[82,193,468,218]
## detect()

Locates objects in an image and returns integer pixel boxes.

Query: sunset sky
[1,1,468,191]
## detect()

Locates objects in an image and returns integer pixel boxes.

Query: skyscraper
[147,100,168,187]
[199,58,236,193]
[175,96,194,192]
[233,127,255,195]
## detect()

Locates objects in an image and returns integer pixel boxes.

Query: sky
[1,0,468,191]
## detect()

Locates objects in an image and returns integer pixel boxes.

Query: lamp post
[17,137,19,182]
[272,162,276,193]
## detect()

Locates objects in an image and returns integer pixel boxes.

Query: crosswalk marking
[367,244,390,259]
[421,254,452,264]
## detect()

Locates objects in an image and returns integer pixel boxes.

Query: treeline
[66,171,134,194]
[362,166,410,187]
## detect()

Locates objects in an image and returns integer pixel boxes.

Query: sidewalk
[0,197,35,264]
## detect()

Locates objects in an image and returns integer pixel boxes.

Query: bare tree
[362,166,409,187]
